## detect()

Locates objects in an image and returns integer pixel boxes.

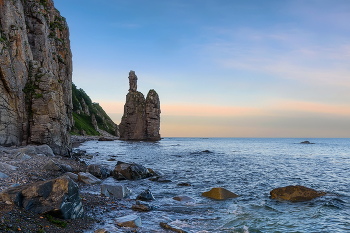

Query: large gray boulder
[101,184,131,198]
[0,176,83,219]
[35,145,55,157]
[115,214,142,228]
[114,162,151,180]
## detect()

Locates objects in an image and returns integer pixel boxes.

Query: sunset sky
[55,0,350,137]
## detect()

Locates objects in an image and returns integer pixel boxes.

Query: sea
[77,138,350,232]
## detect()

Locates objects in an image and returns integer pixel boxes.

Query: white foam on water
[243,225,249,233]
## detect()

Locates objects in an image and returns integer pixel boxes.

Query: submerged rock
[160,222,187,233]
[173,196,195,203]
[114,162,151,180]
[300,141,314,144]
[101,184,131,198]
[132,201,155,212]
[270,185,326,201]
[115,214,142,228]
[0,176,83,219]
[136,189,155,201]
[202,187,239,200]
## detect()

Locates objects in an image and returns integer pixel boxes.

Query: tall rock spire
[119,71,161,141]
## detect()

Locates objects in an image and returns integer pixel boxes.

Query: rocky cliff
[0,0,73,155]
[71,83,118,137]
[119,71,161,141]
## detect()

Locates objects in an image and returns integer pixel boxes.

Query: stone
[101,184,131,198]
[173,196,195,203]
[119,71,161,141]
[301,141,314,144]
[86,164,111,179]
[43,160,63,171]
[177,182,191,186]
[78,172,102,184]
[95,229,109,233]
[35,145,55,157]
[147,168,164,177]
[131,200,155,212]
[0,172,9,179]
[160,222,187,233]
[115,214,142,228]
[0,176,83,219]
[145,89,161,141]
[60,164,72,172]
[0,162,17,171]
[0,0,73,156]
[114,162,151,180]
[14,153,31,161]
[136,189,155,201]
[270,185,326,201]
[98,137,114,141]
[64,172,78,181]
[16,146,37,156]
[202,187,239,200]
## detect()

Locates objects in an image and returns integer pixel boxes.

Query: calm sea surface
[78,138,350,232]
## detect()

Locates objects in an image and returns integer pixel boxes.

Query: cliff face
[119,71,161,141]
[0,0,72,155]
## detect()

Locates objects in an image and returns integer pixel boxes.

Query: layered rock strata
[0,0,73,155]
[119,71,160,140]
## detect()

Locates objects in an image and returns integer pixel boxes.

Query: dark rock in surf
[270,185,325,201]
[136,189,155,201]
[131,200,155,212]
[86,164,111,179]
[160,222,187,233]
[114,162,151,180]
[300,141,315,144]
[202,187,238,200]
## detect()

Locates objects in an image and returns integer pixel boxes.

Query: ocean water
[77,138,350,232]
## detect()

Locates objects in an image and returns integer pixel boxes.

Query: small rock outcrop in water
[270,185,326,201]
[202,187,239,200]
[114,161,151,180]
[300,141,314,144]
[0,0,73,155]
[119,71,161,141]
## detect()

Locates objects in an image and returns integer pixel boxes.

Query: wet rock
[14,153,31,161]
[60,164,72,172]
[78,172,102,185]
[35,145,55,157]
[64,172,78,181]
[147,168,164,176]
[0,172,9,179]
[270,185,326,201]
[101,184,131,198]
[177,182,191,186]
[98,137,115,141]
[95,229,108,233]
[72,150,87,157]
[86,164,111,179]
[114,162,151,180]
[160,222,187,233]
[42,160,63,171]
[0,176,83,219]
[0,162,17,171]
[173,196,195,203]
[202,150,213,153]
[157,177,172,183]
[132,200,155,212]
[136,189,155,201]
[16,146,37,156]
[301,141,314,144]
[115,214,142,228]
[202,187,239,200]
[107,158,116,161]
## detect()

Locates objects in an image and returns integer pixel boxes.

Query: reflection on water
[78,138,350,232]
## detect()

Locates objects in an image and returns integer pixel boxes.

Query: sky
[55,0,350,138]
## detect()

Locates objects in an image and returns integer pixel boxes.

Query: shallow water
[78,138,350,232]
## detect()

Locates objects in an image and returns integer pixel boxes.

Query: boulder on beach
[0,176,83,219]
[86,164,111,179]
[35,145,55,156]
[115,214,142,228]
[136,189,155,201]
[42,159,71,172]
[0,162,17,171]
[114,161,151,180]
[78,172,102,184]
[64,172,79,181]
[101,184,131,198]
[202,187,238,200]
[270,185,326,201]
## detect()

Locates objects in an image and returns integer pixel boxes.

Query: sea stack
[119,71,161,141]
[0,0,73,155]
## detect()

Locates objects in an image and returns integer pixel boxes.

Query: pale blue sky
[55,0,350,137]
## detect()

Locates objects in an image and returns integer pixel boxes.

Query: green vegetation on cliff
[71,83,117,136]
